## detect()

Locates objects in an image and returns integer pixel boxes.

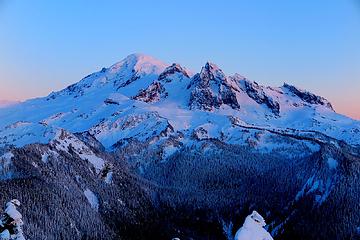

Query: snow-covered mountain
[0,53,358,149]
[1,53,360,239]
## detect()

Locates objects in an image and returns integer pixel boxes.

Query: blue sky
[0,0,359,118]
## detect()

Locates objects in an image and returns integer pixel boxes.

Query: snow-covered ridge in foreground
[235,211,273,240]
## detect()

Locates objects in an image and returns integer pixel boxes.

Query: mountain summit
[108,53,167,74]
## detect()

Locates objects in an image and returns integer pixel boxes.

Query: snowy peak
[199,62,226,85]
[186,60,335,115]
[109,53,167,75]
[110,53,167,90]
[188,62,240,111]
[47,53,167,99]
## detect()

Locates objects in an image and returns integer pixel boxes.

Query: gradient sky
[0,0,359,119]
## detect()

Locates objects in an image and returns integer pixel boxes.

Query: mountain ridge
[0,53,358,149]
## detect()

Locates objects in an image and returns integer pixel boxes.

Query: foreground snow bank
[234,211,273,240]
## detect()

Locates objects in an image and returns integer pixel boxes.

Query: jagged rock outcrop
[133,63,190,103]
[241,80,280,115]
[283,83,333,110]
[188,62,240,111]
[158,63,190,82]
[133,82,167,103]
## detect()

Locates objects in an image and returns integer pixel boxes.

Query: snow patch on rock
[84,188,99,211]
[327,158,338,170]
[105,171,113,184]
[0,152,14,180]
[52,129,105,173]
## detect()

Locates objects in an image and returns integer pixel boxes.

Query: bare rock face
[133,81,166,103]
[188,62,240,111]
[133,63,190,103]
[283,83,333,110]
[158,63,190,82]
[189,84,221,111]
[116,73,141,89]
[242,80,280,115]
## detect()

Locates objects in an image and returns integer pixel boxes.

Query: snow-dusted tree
[234,211,273,240]
[0,199,25,240]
